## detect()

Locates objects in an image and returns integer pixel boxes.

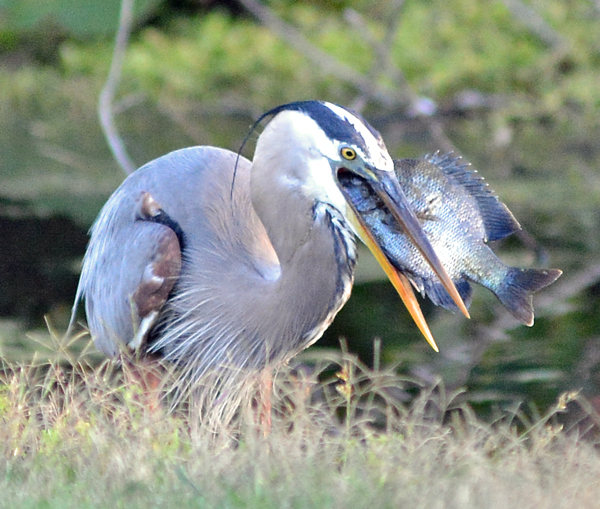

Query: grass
[1,333,600,508]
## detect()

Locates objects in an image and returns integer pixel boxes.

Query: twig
[414,261,598,390]
[343,5,457,152]
[238,1,458,151]
[344,1,407,111]
[98,0,137,175]
[452,263,600,388]
[238,0,403,107]
[501,0,568,50]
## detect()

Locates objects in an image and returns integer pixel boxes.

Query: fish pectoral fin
[422,277,474,313]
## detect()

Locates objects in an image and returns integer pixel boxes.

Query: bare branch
[344,1,407,111]
[98,0,137,175]
[237,0,403,106]
[236,1,459,152]
[501,0,568,50]
[444,263,599,388]
[343,5,457,152]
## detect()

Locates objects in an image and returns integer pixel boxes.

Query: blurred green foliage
[0,0,161,37]
[1,0,600,416]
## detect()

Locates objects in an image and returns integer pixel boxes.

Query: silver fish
[339,152,562,325]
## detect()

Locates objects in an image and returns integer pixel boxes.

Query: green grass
[2,334,600,508]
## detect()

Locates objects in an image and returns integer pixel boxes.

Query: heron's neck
[250,149,326,265]
[250,157,357,361]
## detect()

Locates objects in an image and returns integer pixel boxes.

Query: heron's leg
[122,354,165,412]
[258,367,273,434]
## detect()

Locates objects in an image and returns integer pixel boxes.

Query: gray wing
[74,190,182,356]
[70,146,251,357]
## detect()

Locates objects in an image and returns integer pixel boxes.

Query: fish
[339,152,562,326]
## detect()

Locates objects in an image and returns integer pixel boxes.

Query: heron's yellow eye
[341,147,357,160]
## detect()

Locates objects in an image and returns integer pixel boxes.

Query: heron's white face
[253,103,394,217]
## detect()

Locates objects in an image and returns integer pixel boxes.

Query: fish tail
[495,268,562,326]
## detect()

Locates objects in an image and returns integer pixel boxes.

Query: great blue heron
[72,101,468,403]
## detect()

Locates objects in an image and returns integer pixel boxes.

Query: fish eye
[340,147,357,161]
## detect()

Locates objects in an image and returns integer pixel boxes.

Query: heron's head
[253,101,393,210]
[252,101,469,350]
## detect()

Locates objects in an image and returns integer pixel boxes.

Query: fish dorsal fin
[425,152,521,242]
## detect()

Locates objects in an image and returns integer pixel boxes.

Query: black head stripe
[258,101,383,152]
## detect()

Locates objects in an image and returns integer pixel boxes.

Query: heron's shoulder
[89,146,247,234]
[107,146,250,206]
[135,146,250,180]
